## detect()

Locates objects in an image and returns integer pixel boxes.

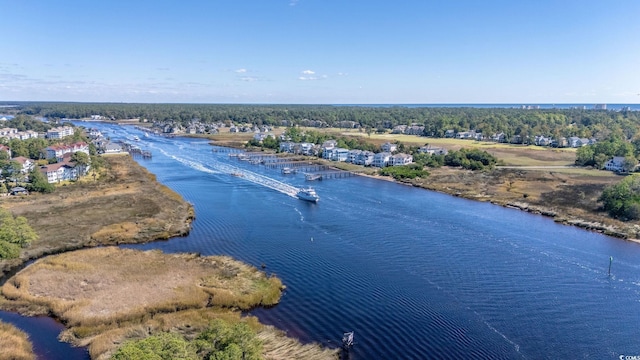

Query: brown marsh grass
[0,320,35,360]
[0,155,194,276]
[0,247,299,359]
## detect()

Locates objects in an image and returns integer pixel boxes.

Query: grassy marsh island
[0,320,35,360]
[0,247,337,360]
[0,155,194,277]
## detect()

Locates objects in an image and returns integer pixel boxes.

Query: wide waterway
[4,121,640,359]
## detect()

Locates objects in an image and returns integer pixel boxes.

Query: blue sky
[1,0,639,104]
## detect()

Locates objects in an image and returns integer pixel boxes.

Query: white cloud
[240,76,259,82]
[337,72,348,76]
[299,75,328,81]
[235,68,247,73]
[302,70,315,75]
[289,0,299,6]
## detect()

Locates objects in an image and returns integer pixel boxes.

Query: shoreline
[213,140,639,243]
[355,167,639,242]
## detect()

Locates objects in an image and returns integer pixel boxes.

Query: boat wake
[152,145,299,197]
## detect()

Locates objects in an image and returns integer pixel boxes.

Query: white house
[418,146,448,155]
[373,152,392,167]
[355,151,374,166]
[104,142,123,154]
[39,162,78,183]
[604,156,626,172]
[331,148,349,162]
[12,156,34,174]
[390,153,413,166]
[381,142,397,153]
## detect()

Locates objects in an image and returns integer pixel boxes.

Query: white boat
[282,167,295,174]
[132,135,140,141]
[144,132,150,138]
[297,188,319,202]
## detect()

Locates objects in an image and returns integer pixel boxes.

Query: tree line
[9,102,640,142]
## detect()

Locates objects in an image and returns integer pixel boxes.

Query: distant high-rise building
[594,104,607,110]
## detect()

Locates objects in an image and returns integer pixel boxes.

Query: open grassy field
[0,320,35,360]
[0,155,194,277]
[0,247,336,360]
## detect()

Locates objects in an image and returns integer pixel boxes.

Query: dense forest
[5,102,640,142]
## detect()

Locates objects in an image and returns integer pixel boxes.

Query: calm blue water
[4,121,640,359]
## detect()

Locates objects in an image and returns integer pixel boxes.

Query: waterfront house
[347,149,362,163]
[355,151,374,166]
[445,129,455,138]
[373,152,392,167]
[331,148,349,162]
[390,153,413,166]
[279,141,296,153]
[104,142,123,154]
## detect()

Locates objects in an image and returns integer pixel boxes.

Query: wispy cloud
[235,68,247,73]
[302,70,315,75]
[289,0,299,6]
[240,76,259,82]
[299,76,328,81]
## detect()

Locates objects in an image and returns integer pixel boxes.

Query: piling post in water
[608,256,613,276]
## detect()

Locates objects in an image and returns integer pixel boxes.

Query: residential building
[46,126,75,139]
[355,151,374,166]
[390,153,413,166]
[39,162,79,183]
[604,156,626,172]
[43,142,89,161]
[373,152,392,167]
[12,156,34,174]
[104,142,123,154]
[418,146,448,155]
[381,142,397,153]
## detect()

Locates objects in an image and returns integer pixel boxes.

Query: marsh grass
[0,247,293,359]
[0,155,193,276]
[0,320,35,360]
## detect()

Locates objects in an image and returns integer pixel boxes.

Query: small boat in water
[132,135,140,141]
[282,167,295,174]
[297,188,319,202]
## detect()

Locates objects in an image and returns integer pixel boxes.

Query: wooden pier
[304,170,357,181]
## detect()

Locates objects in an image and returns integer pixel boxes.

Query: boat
[297,188,319,202]
[342,331,354,348]
[144,132,150,138]
[281,167,295,174]
[132,135,140,141]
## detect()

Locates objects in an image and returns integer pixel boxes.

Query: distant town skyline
[2,0,639,104]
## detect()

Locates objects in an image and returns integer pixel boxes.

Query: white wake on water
[153,145,299,198]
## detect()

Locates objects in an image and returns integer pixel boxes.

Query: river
[3,122,640,359]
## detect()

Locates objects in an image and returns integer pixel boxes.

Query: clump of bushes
[444,148,497,170]
[379,163,429,180]
[600,174,640,220]
[0,208,38,259]
[111,319,262,360]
